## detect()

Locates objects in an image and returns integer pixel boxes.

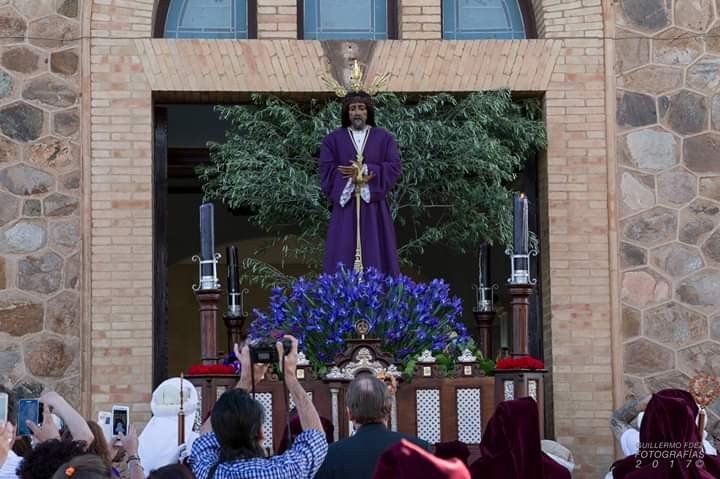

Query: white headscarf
[138,378,200,476]
[541,439,575,473]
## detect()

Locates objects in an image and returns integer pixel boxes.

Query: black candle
[478,242,490,287]
[513,194,529,255]
[227,245,239,294]
[199,203,215,277]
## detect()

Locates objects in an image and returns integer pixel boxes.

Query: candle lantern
[506,194,537,285]
[193,203,221,291]
[226,245,243,316]
[473,242,497,313]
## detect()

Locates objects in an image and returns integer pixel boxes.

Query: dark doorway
[152,102,544,381]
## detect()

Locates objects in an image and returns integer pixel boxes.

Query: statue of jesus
[319,88,401,276]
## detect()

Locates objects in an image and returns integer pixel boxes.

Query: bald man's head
[346,373,391,425]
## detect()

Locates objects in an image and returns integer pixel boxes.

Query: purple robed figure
[319,90,401,276]
[610,389,720,479]
[469,397,570,479]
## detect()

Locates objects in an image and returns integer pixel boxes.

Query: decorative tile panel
[504,380,515,401]
[416,389,441,443]
[288,391,313,411]
[255,392,273,450]
[528,380,538,401]
[456,388,482,443]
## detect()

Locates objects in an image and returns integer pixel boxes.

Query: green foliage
[198,91,545,287]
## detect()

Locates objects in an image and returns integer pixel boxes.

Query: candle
[199,203,215,277]
[513,194,529,255]
[478,242,489,287]
[227,245,239,293]
[227,245,240,315]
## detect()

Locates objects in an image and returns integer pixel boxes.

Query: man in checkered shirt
[189,336,328,479]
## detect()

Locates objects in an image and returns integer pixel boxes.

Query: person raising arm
[189,335,328,479]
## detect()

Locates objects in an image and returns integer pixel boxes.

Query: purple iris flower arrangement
[249,266,471,373]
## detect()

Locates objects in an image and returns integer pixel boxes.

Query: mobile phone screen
[0,394,7,423]
[17,399,40,436]
[112,409,128,437]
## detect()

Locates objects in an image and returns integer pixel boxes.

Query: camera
[249,338,293,364]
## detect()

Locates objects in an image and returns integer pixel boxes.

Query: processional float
[183,61,546,453]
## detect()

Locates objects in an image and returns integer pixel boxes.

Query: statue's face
[348,102,368,130]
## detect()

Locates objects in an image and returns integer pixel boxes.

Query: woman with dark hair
[147,464,196,479]
[211,388,267,462]
[189,338,328,479]
[85,421,126,478]
[51,454,111,479]
[17,439,88,479]
[85,422,113,466]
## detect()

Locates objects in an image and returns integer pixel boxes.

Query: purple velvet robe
[319,127,401,276]
[610,389,719,479]
[469,397,570,479]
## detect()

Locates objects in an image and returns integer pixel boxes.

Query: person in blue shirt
[189,335,328,479]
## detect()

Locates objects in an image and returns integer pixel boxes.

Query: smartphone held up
[17,399,42,436]
[111,405,129,438]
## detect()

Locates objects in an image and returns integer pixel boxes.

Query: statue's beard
[351,117,366,129]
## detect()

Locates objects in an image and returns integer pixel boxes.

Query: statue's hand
[338,165,374,184]
[338,165,357,179]
[357,171,375,185]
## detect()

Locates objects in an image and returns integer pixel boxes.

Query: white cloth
[351,127,369,147]
[0,450,22,479]
[619,428,640,457]
[541,440,575,474]
[138,378,200,476]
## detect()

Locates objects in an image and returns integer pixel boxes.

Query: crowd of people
[0,335,718,478]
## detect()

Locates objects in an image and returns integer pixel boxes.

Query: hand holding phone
[17,399,40,437]
[23,402,59,442]
[117,424,138,457]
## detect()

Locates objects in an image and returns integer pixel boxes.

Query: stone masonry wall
[615,0,720,438]
[0,0,83,413]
